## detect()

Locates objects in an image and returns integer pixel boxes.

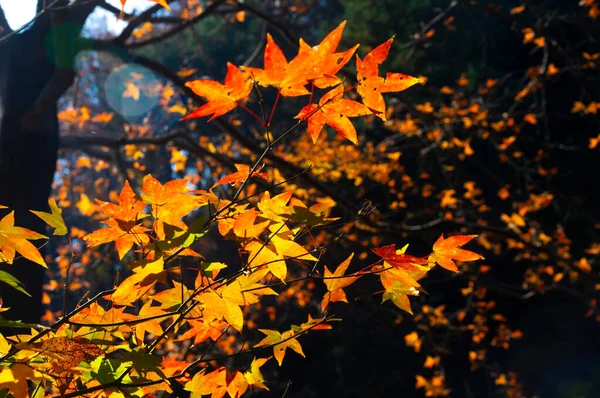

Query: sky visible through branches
[0,0,148,33]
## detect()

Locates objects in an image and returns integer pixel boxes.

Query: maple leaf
[19,336,104,370]
[376,245,429,314]
[372,244,429,271]
[183,62,252,121]
[84,218,150,260]
[212,164,269,189]
[255,329,305,366]
[321,253,360,310]
[30,198,67,236]
[0,211,47,267]
[141,174,200,238]
[95,180,148,225]
[152,280,193,310]
[245,230,317,281]
[356,37,424,120]
[233,209,270,239]
[84,181,150,259]
[428,234,484,272]
[243,21,357,96]
[242,33,312,97]
[381,280,421,315]
[283,204,340,227]
[244,357,271,390]
[134,300,169,343]
[178,319,228,346]
[0,363,52,398]
[110,257,166,305]
[295,84,370,144]
[256,190,294,224]
[184,368,227,398]
[198,282,246,332]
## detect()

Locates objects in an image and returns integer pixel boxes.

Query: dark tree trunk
[0,1,96,324]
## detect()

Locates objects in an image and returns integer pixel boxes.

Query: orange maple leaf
[429,234,484,272]
[233,209,270,239]
[242,33,312,97]
[243,21,357,96]
[212,164,269,188]
[84,181,150,259]
[0,211,47,267]
[356,37,424,120]
[183,62,252,121]
[295,84,370,144]
[321,253,360,310]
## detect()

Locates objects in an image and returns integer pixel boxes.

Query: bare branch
[98,0,183,24]
[125,0,227,49]
[114,0,179,44]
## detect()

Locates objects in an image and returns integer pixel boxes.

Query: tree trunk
[0,1,96,324]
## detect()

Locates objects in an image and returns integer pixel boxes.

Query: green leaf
[0,317,48,330]
[0,270,30,296]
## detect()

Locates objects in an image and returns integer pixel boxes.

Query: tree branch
[114,0,179,44]
[98,0,183,24]
[125,0,227,49]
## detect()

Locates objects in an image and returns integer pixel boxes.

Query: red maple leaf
[372,244,429,271]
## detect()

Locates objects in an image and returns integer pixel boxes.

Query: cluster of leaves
[8,0,596,396]
[0,21,483,398]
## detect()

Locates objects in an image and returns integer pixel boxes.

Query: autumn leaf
[372,244,429,271]
[134,300,169,343]
[0,363,52,398]
[381,280,421,315]
[24,336,104,370]
[110,257,166,305]
[295,84,370,144]
[141,174,200,238]
[242,33,312,97]
[356,37,424,120]
[376,245,429,314]
[244,357,271,390]
[245,230,318,281]
[184,368,227,398]
[84,218,150,260]
[321,253,360,310]
[297,20,358,89]
[212,164,269,189]
[242,21,357,96]
[183,62,252,121]
[84,181,150,259]
[233,209,270,239]
[31,198,67,236]
[428,234,483,272]
[0,211,47,267]
[123,82,141,101]
[197,282,246,332]
[254,329,305,366]
[178,319,228,346]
